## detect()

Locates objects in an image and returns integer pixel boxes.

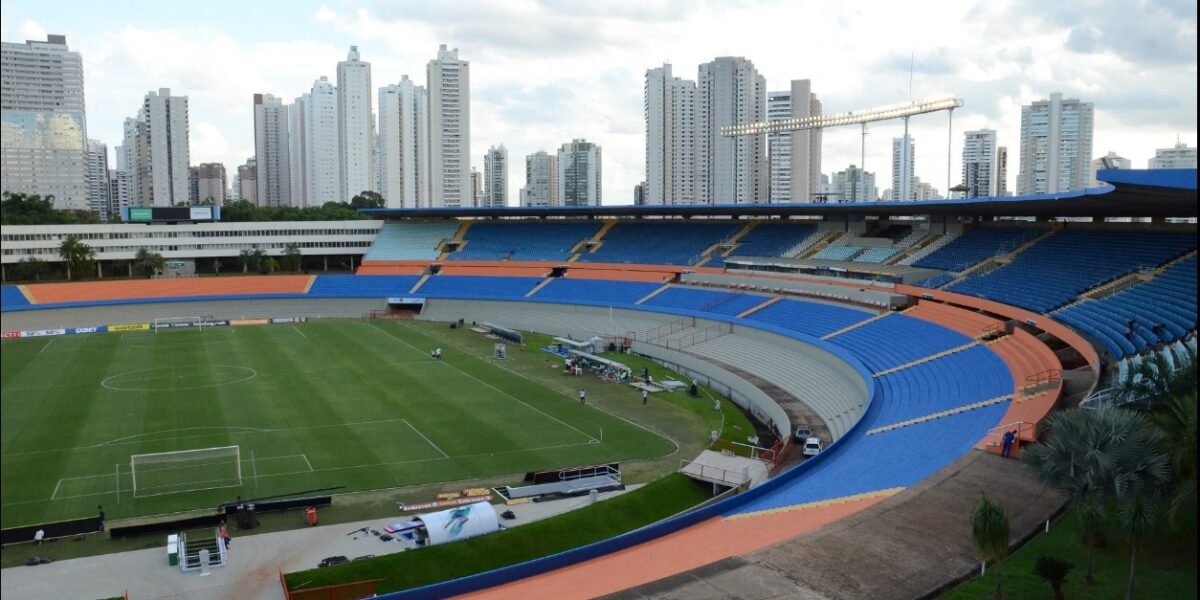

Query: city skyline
[1,0,1196,205]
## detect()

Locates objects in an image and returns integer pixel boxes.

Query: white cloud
[19,19,45,42]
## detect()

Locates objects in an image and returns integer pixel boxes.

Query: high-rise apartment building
[891,135,914,200]
[470,168,482,207]
[188,165,200,203]
[696,57,767,203]
[304,77,341,205]
[995,146,1009,196]
[911,178,940,200]
[84,139,109,217]
[769,80,822,203]
[1089,151,1131,186]
[634,181,647,205]
[122,88,190,206]
[1,34,89,210]
[195,162,226,204]
[377,76,430,208]
[235,157,257,204]
[337,46,373,201]
[482,145,508,207]
[287,96,307,207]
[108,168,131,215]
[961,129,997,198]
[253,93,291,206]
[767,91,792,202]
[558,139,602,207]
[830,164,876,203]
[644,63,696,204]
[428,45,471,207]
[1017,93,1094,195]
[522,151,559,207]
[1149,141,1197,169]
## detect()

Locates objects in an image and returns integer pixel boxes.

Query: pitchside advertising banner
[109,323,151,332]
[3,316,306,340]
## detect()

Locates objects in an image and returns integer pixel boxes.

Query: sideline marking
[403,419,449,458]
[291,325,307,339]
[368,322,599,443]
[40,338,55,353]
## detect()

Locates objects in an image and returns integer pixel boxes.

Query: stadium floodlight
[721,97,964,136]
[130,445,242,497]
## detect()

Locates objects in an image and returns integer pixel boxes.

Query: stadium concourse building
[0,168,1196,598]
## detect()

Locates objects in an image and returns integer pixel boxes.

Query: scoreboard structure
[120,206,221,223]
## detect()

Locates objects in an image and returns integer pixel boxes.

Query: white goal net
[130,445,242,497]
[153,316,214,333]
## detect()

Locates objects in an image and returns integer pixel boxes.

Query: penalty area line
[403,419,449,458]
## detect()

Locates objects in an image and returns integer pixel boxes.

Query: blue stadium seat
[532,279,662,306]
[642,287,768,316]
[872,346,1012,427]
[742,299,875,338]
[449,221,600,262]
[307,275,422,297]
[418,276,541,300]
[1,285,30,309]
[579,222,740,266]
[364,222,460,261]
[826,314,974,372]
[913,227,1041,271]
[814,245,862,261]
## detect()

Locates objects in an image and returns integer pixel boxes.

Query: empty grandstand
[448,220,600,262]
[578,221,741,266]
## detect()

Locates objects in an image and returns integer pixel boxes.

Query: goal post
[152,316,215,333]
[130,445,241,498]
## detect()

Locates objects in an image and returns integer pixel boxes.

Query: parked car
[802,436,823,457]
[793,425,812,441]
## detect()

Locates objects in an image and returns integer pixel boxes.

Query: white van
[802,437,823,457]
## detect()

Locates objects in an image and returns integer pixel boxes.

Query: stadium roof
[360,169,1197,219]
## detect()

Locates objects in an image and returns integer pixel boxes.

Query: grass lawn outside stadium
[0,319,737,530]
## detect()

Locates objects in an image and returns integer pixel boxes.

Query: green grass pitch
[0,320,675,528]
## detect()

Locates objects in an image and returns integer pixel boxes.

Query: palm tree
[1022,407,1170,585]
[1118,491,1159,600]
[1033,555,1073,600]
[133,247,165,278]
[282,242,302,273]
[238,249,253,273]
[262,256,279,274]
[1151,390,1197,524]
[57,234,95,281]
[972,492,1010,599]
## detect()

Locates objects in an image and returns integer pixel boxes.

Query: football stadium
[1,169,1197,599]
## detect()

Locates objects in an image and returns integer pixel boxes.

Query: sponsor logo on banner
[109,323,151,332]
[189,206,212,220]
[19,328,67,337]
[271,318,293,324]
[68,326,107,334]
[229,319,270,327]
[2,331,20,339]
[398,496,491,512]
[197,320,229,327]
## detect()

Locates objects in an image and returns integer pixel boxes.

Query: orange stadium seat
[23,275,313,305]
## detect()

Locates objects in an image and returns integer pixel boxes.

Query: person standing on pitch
[642,389,648,405]
[579,388,586,404]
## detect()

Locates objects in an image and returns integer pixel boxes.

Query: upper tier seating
[642,287,769,316]
[578,221,741,266]
[899,231,960,266]
[814,245,863,261]
[742,299,875,339]
[854,247,899,263]
[948,230,1196,313]
[1,285,30,309]
[532,278,662,306]
[449,221,600,262]
[307,275,421,297]
[826,314,975,373]
[718,222,819,263]
[914,272,957,289]
[1055,256,1197,358]
[364,222,460,261]
[913,227,1041,271]
[418,275,541,300]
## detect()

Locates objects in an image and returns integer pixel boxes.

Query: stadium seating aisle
[643,287,769,316]
[712,222,819,267]
[1054,256,1197,359]
[872,346,1012,428]
[947,230,1196,313]
[1,285,31,309]
[913,227,1041,271]
[578,221,741,266]
[449,221,601,262]
[363,221,460,261]
[825,314,975,372]
[742,298,875,338]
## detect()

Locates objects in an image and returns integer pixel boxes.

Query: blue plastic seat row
[913,227,1041,271]
[871,346,1012,427]
[742,298,875,338]
[449,221,601,262]
[824,314,975,372]
[579,222,741,266]
[642,287,768,316]
[1,285,30,309]
[531,278,662,307]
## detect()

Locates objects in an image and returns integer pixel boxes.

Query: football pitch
[0,320,675,528]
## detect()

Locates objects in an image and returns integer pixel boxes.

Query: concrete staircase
[568,219,617,262]
[436,220,473,260]
[736,295,782,318]
[820,311,892,340]
[796,231,846,259]
[696,220,761,266]
[872,342,981,377]
[865,394,1013,435]
[635,283,673,304]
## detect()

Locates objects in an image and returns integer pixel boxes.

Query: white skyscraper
[427,45,471,207]
[831,165,877,202]
[767,91,792,202]
[558,139,601,207]
[304,77,341,205]
[337,46,373,201]
[84,139,109,218]
[522,151,558,207]
[378,76,430,208]
[961,129,997,198]
[483,145,508,207]
[644,63,696,205]
[1017,93,1094,195]
[253,93,291,206]
[1,34,89,211]
[288,96,307,207]
[1149,141,1197,169]
[195,163,226,204]
[891,135,914,200]
[124,88,189,206]
[697,57,767,203]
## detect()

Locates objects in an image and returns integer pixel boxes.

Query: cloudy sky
[3,0,1196,203]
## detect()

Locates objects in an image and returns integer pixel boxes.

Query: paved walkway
[0,485,640,600]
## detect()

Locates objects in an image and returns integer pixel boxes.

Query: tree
[238,248,265,273]
[57,234,96,281]
[1118,491,1159,600]
[261,256,279,274]
[972,492,1010,599]
[13,256,48,281]
[1023,407,1171,585]
[349,190,385,209]
[1033,555,1073,600]
[133,247,165,278]
[282,242,302,273]
[2,192,99,225]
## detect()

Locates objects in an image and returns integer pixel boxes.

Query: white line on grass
[301,454,314,472]
[40,338,55,352]
[51,478,63,500]
[291,325,307,339]
[403,419,449,458]
[369,322,599,443]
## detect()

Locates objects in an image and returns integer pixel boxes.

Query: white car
[802,436,823,457]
